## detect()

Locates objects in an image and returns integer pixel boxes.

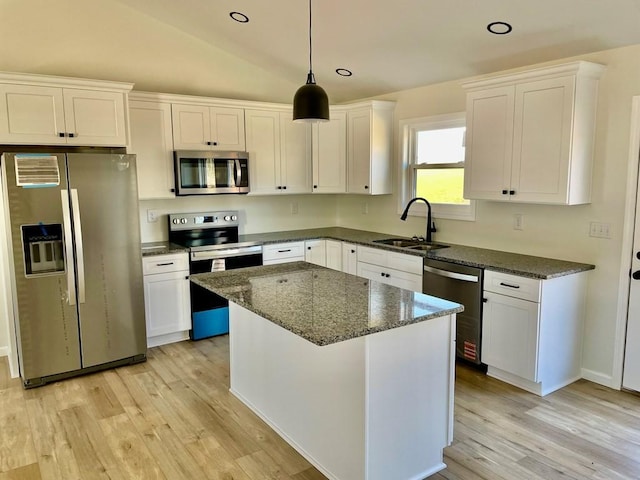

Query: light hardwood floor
[1,337,639,480]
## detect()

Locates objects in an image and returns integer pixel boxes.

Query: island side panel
[229,302,366,480]
[365,314,455,480]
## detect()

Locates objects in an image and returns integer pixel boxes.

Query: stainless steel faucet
[400,197,436,242]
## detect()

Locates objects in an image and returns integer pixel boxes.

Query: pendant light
[293,0,330,123]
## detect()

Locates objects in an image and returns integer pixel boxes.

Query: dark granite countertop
[240,227,594,279]
[191,262,463,346]
[141,241,189,257]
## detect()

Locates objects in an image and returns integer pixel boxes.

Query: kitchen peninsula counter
[240,227,594,279]
[191,262,461,480]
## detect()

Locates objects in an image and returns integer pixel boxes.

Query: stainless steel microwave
[174,150,250,195]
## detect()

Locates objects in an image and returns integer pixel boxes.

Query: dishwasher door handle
[424,265,479,283]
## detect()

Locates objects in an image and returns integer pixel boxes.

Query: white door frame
[614,95,640,390]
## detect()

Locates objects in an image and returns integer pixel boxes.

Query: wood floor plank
[2,339,640,480]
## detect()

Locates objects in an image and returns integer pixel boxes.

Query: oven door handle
[191,246,262,261]
[424,265,479,283]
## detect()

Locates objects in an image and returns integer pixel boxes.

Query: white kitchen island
[191,262,463,480]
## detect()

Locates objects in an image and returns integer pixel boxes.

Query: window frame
[398,112,476,221]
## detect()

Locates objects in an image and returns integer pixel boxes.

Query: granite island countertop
[240,227,595,279]
[190,261,463,346]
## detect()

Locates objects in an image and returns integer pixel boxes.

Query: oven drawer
[143,253,189,275]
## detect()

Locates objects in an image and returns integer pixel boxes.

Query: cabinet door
[245,109,281,195]
[325,240,342,271]
[171,104,210,150]
[0,84,67,144]
[342,243,358,275]
[312,110,346,193]
[144,271,191,338]
[304,240,326,266]
[347,107,372,194]
[129,101,175,199]
[481,291,540,382]
[510,76,574,204]
[280,112,311,194]
[463,86,515,201]
[210,106,246,150]
[63,89,127,146]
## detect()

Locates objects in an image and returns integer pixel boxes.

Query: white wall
[139,194,338,242]
[337,44,640,387]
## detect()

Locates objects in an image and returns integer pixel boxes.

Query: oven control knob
[172,218,179,224]
[180,218,187,224]
[224,215,231,221]
[231,215,237,221]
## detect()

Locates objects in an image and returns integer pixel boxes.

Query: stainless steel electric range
[168,211,262,339]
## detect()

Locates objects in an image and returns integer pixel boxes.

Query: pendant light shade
[293,0,330,123]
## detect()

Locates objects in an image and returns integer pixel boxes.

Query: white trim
[582,368,615,389]
[616,96,640,390]
[397,112,476,221]
[0,71,133,92]
[0,346,7,357]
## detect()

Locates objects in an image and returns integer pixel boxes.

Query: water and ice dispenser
[21,224,65,276]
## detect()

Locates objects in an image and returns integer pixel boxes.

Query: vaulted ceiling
[3,0,640,103]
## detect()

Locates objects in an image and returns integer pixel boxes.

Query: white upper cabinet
[312,110,347,193]
[129,97,176,199]
[347,101,394,195]
[463,61,605,205]
[246,108,311,195]
[172,103,245,151]
[0,73,131,146]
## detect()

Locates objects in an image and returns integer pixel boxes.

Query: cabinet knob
[313,185,318,189]
[307,246,311,250]
[282,186,287,190]
[380,272,385,277]
[385,273,391,278]
[58,132,65,138]
[633,271,640,280]
[482,298,488,303]
[185,276,189,280]
[509,190,516,195]
[276,186,282,190]
[351,249,355,253]
[206,141,218,146]
[68,133,76,138]
[364,185,369,190]
[170,188,175,193]
[502,189,508,195]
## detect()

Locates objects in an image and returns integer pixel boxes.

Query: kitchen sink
[372,238,449,251]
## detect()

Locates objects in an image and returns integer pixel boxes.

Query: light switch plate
[589,222,611,238]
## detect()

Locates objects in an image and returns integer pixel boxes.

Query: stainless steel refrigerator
[1,150,146,387]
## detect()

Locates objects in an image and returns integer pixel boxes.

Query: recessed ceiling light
[487,21,512,35]
[230,11,249,23]
[336,68,352,77]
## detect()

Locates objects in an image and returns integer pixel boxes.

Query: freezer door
[66,153,146,367]
[1,153,81,382]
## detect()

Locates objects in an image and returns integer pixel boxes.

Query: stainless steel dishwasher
[423,258,484,365]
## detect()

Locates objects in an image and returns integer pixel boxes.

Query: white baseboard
[581,368,616,389]
[0,346,8,357]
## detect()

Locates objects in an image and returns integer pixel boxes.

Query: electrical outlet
[514,214,524,230]
[147,209,159,223]
[589,222,611,238]
[290,202,299,215]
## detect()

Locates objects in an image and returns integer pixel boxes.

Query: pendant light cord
[308,0,313,74]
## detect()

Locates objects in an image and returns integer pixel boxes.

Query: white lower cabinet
[481,270,588,396]
[262,242,305,265]
[325,240,343,271]
[143,253,191,347]
[356,246,422,292]
[341,242,358,275]
[305,240,327,266]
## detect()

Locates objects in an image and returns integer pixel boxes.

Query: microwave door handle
[70,189,86,303]
[235,159,242,188]
[60,190,77,306]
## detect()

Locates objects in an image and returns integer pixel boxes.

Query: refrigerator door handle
[61,190,77,306]
[70,189,86,304]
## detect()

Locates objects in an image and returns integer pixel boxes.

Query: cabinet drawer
[484,270,541,302]
[263,242,305,262]
[143,253,189,275]
[357,245,387,266]
[387,251,423,275]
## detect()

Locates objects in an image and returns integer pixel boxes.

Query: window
[399,112,475,221]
